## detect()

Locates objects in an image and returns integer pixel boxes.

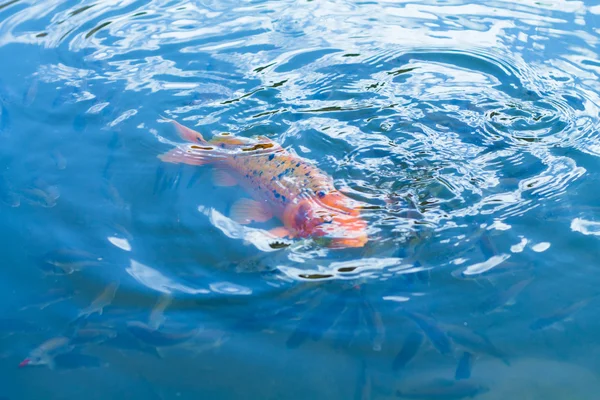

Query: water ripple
[3,2,600,393]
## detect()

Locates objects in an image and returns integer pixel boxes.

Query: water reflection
[1,0,600,398]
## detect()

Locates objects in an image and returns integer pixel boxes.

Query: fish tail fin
[76,309,90,320]
[160,115,207,144]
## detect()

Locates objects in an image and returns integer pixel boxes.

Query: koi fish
[156,119,368,248]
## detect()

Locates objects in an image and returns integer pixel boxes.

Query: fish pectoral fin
[268,226,295,238]
[212,169,237,187]
[230,198,273,224]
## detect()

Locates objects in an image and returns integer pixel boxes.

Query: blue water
[2,0,600,398]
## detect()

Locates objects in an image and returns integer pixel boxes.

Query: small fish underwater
[156,118,369,249]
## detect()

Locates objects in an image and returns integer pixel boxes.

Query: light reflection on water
[2,0,600,398]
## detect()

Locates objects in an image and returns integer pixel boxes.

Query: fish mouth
[311,219,368,249]
[18,359,31,368]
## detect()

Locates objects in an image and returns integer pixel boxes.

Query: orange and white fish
[157,119,369,248]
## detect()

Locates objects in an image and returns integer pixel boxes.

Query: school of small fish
[0,115,595,400]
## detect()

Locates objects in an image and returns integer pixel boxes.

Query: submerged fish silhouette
[399,309,452,355]
[529,297,594,331]
[40,248,104,275]
[392,330,423,372]
[444,324,510,366]
[126,321,200,347]
[77,281,119,319]
[454,352,473,381]
[19,336,73,370]
[286,291,348,349]
[476,277,533,315]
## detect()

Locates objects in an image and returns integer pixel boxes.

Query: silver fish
[363,300,385,352]
[42,248,104,275]
[19,287,76,311]
[454,352,473,381]
[530,297,594,331]
[126,321,200,347]
[20,187,58,208]
[52,150,67,170]
[148,293,173,330]
[69,328,118,346]
[78,282,119,319]
[477,231,497,259]
[476,277,533,315]
[19,336,73,369]
[399,309,452,355]
[444,324,510,366]
[392,330,423,372]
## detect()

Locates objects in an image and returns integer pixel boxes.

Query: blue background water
[2,0,600,398]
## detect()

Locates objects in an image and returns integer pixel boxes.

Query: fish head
[284,192,368,248]
[18,353,46,367]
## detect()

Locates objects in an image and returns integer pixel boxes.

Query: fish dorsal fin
[212,169,237,187]
[210,133,247,146]
[230,198,272,224]
[209,134,281,154]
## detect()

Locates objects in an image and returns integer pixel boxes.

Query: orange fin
[230,198,272,224]
[158,146,216,166]
[269,226,295,238]
[163,117,206,143]
[210,134,247,146]
[212,169,237,187]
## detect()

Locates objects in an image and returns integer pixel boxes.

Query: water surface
[2,0,600,399]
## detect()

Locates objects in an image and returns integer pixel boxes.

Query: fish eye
[317,191,326,198]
